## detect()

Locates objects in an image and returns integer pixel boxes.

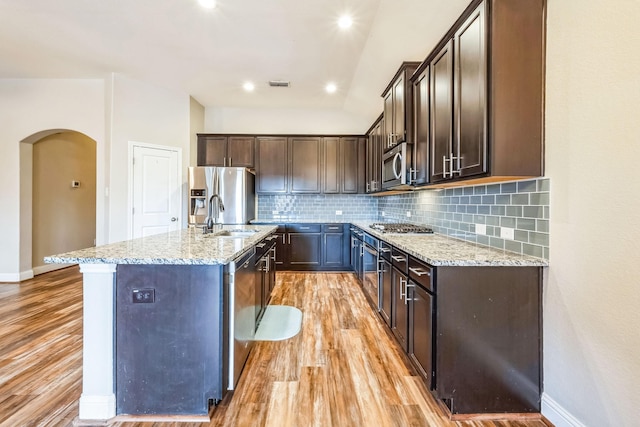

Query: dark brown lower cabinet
[434,266,542,415]
[391,266,409,352]
[408,280,434,390]
[379,257,392,327]
[377,244,542,416]
[288,232,322,268]
[256,223,351,271]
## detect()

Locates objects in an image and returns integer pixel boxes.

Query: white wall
[108,74,191,243]
[205,106,371,134]
[543,1,640,426]
[0,79,105,281]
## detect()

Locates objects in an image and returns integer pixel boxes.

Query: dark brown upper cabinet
[323,137,340,194]
[323,136,366,194]
[197,135,255,168]
[256,136,288,193]
[381,62,421,151]
[416,0,545,186]
[343,137,366,194]
[366,114,384,193]
[412,67,430,186]
[289,136,322,194]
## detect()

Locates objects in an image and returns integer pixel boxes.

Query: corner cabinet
[413,0,545,187]
[382,62,421,151]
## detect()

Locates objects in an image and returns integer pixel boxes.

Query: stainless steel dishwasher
[227,248,256,390]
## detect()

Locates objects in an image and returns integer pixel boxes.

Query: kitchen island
[45,224,277,422]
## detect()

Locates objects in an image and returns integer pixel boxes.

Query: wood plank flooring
[0,268,551,427]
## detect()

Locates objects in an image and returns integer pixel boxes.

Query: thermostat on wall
[71,180,80,188]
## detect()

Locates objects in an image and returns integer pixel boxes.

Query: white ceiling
[0,0,470,122]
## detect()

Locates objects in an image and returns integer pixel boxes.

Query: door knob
[171,217,178,222]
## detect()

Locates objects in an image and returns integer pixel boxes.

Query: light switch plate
[501,227,515,240]
[381,211,385,217]
[335,210,342,215]
[406,211,412,217]
[475,224,487,235]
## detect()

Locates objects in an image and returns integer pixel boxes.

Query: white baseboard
[542,393,587,427]
[33,263,73,276]
[78,393,116,421]
[0,272,25,282]
[20,269,34,281]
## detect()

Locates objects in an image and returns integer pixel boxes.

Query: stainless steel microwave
[382,142,412,190]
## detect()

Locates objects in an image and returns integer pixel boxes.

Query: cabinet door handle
[399,276,407,301]
[229,157,232,167]
[405,282,415,304]
[366,182,370,192]
[443,155,449,179]
[409,267,430,277]
[282,234,286,244]
[288,234,290,244]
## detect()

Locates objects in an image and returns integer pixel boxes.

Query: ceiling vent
[268,80,290,88]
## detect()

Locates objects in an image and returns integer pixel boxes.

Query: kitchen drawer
[379,241,392,260]
[408,257,433,292]
[322,224,344,233]
[391,247,408,274]
[287,224,321,233]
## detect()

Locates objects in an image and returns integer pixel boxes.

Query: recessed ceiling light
[325,83,337,94]
[198,0,216,9]
[243,81,255,92]
[338,15,353,29]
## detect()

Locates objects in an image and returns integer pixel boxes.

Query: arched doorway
[20,129,97,276]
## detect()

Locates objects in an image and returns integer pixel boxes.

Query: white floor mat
[254,305,303,341]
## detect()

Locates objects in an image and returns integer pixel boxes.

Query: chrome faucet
[205,194,225,231]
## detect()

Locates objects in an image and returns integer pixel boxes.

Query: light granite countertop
[44,225,278,266]
[252,219,369,224]
[352,221,548,267]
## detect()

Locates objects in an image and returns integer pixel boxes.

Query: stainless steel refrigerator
[188,167,256,226]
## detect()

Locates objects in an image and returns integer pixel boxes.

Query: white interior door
[131,144,181,238]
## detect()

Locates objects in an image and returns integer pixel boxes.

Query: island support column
[78,263,117,421]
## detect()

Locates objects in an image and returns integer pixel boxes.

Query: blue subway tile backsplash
[256,177,549,260]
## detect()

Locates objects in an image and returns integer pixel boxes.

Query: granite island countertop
[44,224,278,266]
[352,221,548,267]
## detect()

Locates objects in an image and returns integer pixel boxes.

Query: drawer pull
[409,267,430,277]
[379,247,391,253]
[391,255,406,262]
[256,243,266,248]
[299,226,310,230]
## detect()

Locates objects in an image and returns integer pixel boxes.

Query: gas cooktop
[368,223,434,234]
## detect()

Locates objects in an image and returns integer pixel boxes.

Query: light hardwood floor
[0,267,551,427]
